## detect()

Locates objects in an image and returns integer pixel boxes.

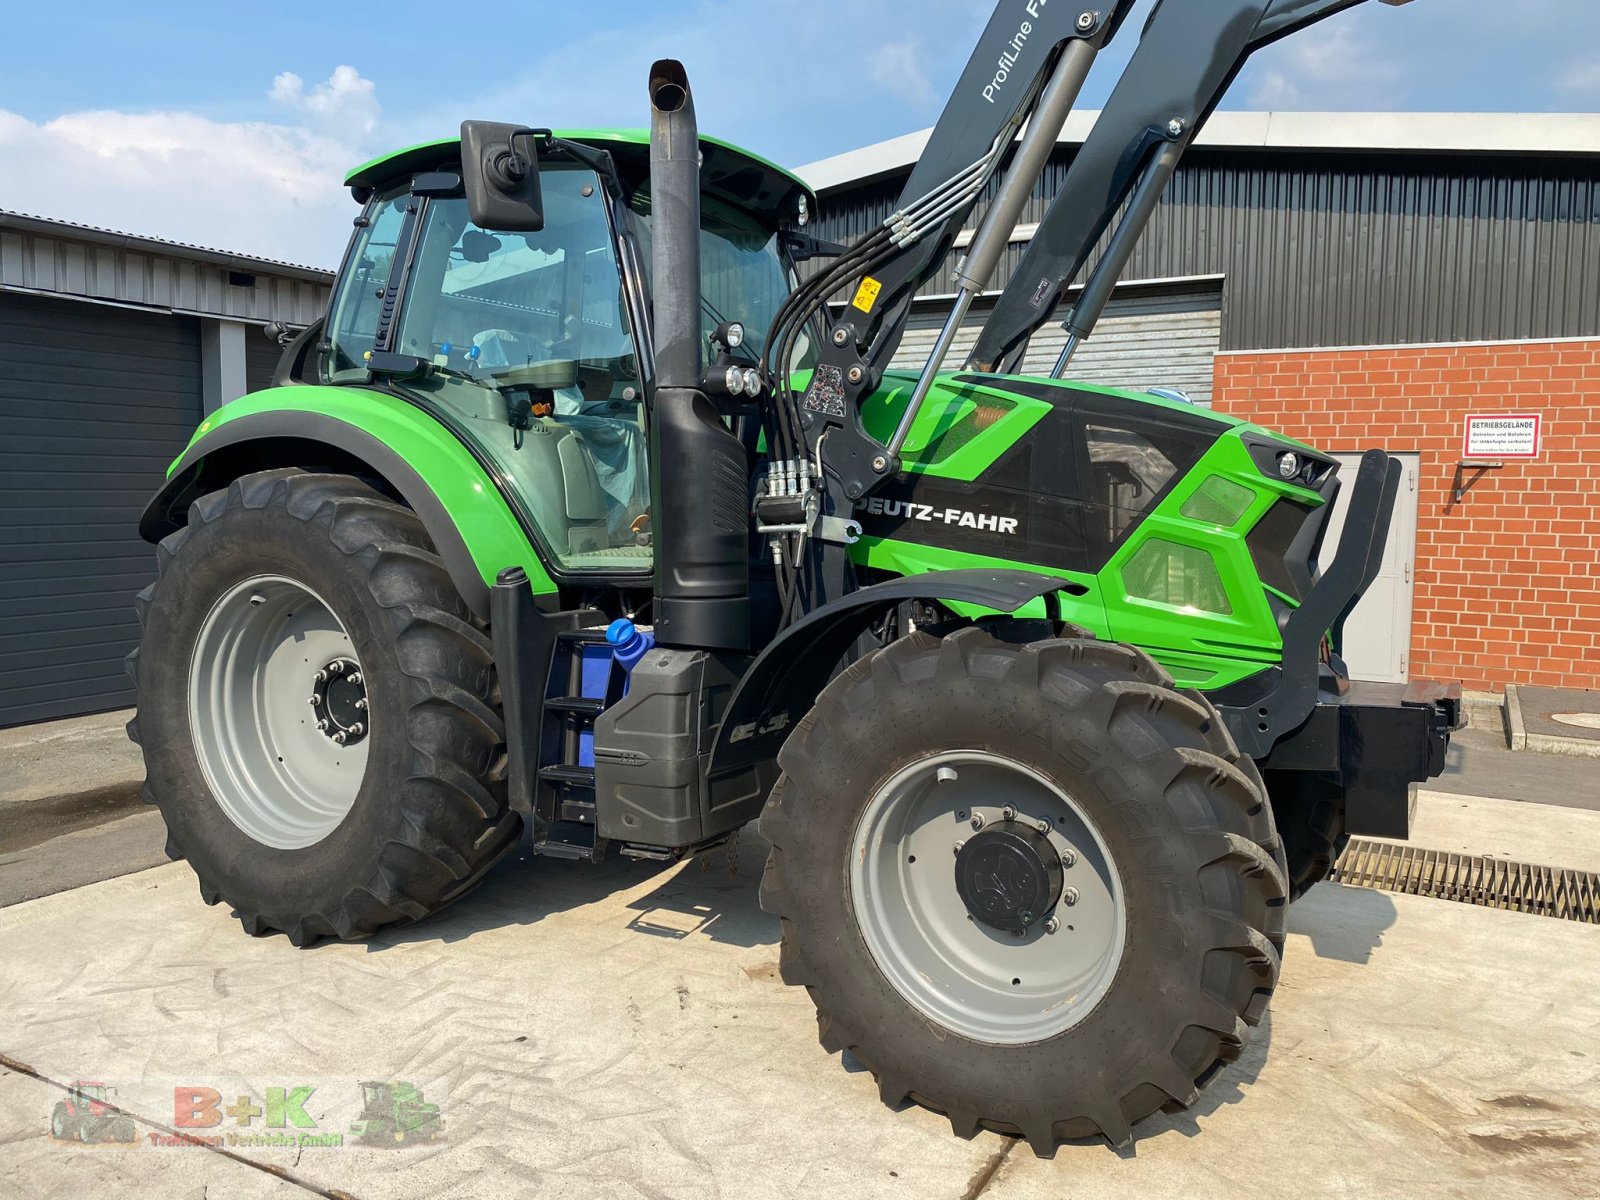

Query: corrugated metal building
[0,213,332,726]
[799,112,1600,404]
[799,113,1600,692]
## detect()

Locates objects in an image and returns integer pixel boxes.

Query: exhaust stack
[647,60,750,651]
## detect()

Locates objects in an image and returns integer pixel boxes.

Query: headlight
[742,368,762,397]
[724,322,744,349]
[1276,452,1300,479]
[724,365,744,395]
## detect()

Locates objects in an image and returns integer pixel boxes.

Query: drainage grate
[1332,839,1600,925]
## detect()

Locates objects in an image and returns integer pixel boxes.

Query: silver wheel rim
[850,750,1125,1045]
[188,575,368,850]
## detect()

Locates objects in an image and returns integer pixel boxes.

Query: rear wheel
[127,470,521,944]
[760,625,1287,1153]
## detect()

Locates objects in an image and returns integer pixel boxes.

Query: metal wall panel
[894,286,1222,402]
[0,292,202,726]
[0,224,330,327]
[809,148,1600,352]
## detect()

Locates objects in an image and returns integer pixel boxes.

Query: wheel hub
[310,657,368,746]
[954,822,1064,933]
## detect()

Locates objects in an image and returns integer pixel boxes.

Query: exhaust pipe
[647,59,750,651]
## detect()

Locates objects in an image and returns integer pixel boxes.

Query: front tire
[760,626,1287,1153]
[127,470,521,944]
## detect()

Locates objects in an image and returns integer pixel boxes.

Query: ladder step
[558,797,596,823]
[545,695,606,716]
[539,764,595,786]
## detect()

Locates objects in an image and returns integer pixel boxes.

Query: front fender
[706,570,1081,783]
[141,385,555,619]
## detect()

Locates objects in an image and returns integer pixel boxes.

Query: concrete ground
[3,706,1599,1199]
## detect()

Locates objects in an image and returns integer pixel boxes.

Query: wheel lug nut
[969,813,985,831]
[1061,848,1077,868]
[1001,804,1016,821]
[1045,916,1060,934]
[333,731,348,745]
[348,672,362,685]
[953,840,965,855]
[315,670,328,683]
[316,719,330,731]
[1035,817,1051,835]
[348,723,365,736]
[1018,910,1033,927]
[1064,887,1080,907]
[308,696,319,705]
[354,698,367,711]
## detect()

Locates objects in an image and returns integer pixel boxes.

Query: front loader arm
[968,0,1413,374]
[784,0,1136,501]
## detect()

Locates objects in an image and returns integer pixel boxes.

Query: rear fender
[140,385,555,619]
[706,570,1082,783]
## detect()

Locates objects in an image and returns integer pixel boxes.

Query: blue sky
[2,0,1596,267]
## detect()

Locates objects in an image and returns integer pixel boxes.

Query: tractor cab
[325,132,814,575]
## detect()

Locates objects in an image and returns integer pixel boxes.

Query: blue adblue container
[606,619,655,692]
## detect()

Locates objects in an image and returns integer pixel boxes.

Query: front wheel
[760,626,1287,1153]
[127,470,521,944]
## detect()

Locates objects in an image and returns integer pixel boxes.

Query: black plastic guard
[705,570,1075,784]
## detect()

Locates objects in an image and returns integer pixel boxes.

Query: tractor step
[539,764,596,786]
[545,695,607,716]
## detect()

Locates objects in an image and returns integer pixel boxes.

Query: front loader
[128,0,1459,1152]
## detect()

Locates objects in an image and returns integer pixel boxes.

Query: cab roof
[345,128,813,223]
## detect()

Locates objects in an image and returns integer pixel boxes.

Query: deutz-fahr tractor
[129,0,1459,1151]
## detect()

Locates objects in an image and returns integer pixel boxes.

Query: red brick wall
[1213,339,1600,693]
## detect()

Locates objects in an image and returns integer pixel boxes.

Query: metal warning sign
[1463,413,1542,459]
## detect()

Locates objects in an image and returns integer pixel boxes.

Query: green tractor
[129,0,1456,1152]
[348,1081,443,1145]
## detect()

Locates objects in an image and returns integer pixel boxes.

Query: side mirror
[459,121,545,232]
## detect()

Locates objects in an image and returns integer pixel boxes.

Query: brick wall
[1213,339,1600,693]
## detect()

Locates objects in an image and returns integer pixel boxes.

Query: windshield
[629,186,800,366]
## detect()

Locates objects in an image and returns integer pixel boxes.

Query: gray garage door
[892,283,1223,404]
[0,292,202,726]
[245,327,286,395]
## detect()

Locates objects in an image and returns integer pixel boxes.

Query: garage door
[892,284,1223,404]
[0,292,202,726]
[245,327,285,395]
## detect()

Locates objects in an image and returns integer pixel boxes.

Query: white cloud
[1244,25,1403,109]
[0,68,382,267]
[1557,60,1600,95]
[869,42,940,112]
[269,65,380,139]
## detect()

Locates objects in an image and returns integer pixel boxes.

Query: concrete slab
[986,885,1600,1200]
[1516,685,1600,759]
[2,832,1599,1199]
[1400,789,1600,873]
[1428,729,1600,812]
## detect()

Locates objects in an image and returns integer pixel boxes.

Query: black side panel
[0,292,202,726]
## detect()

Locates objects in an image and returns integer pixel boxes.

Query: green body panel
[848,372,1327,690]
[345,128,814,200]
[174,385,556,595]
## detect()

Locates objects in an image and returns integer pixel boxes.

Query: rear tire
[760,625,1287,1153]
[127,470,521,945]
